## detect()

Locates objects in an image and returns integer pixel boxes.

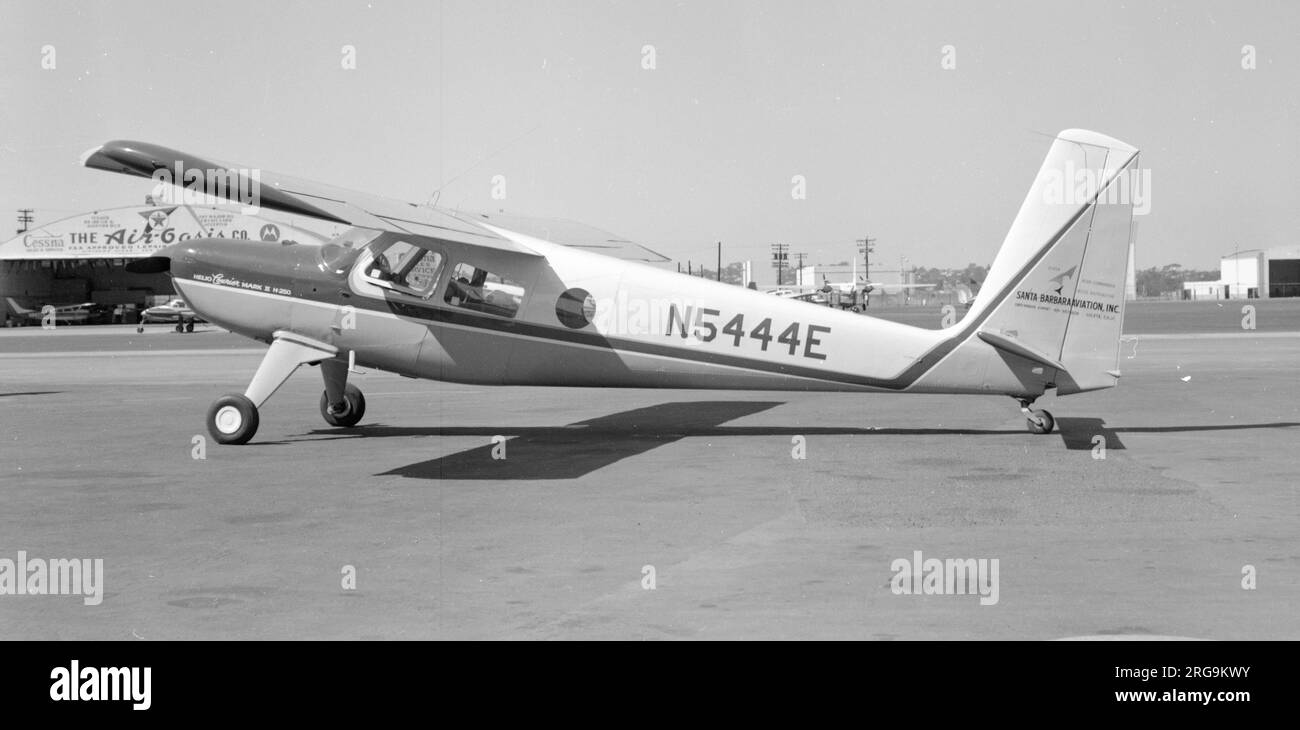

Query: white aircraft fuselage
[168,231,998,395]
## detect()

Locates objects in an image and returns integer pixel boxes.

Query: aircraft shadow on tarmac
[1056,417,1300,452]
[0,391,62,398]
[292,402,1300,480]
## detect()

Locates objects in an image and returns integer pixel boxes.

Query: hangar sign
[0,204,343,261]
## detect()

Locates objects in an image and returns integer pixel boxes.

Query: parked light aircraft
[138,297,206,332]
[4,297,108,326]
[84,130,1139,445]
[771,275,935,311]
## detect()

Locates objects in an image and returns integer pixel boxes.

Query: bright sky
[1,0,1296,281]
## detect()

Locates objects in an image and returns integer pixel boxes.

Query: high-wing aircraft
[771,275,936,311]
[4,297,109,326]
[85,130,1139,445]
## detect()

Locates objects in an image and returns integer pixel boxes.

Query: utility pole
[855,235,876,282]
[16,208,34,235]
[770,243,789,286]
[900,255,911,305]
[794,252,807,286]
[716,241,722,282]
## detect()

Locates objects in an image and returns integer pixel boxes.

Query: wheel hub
[214,405,243,434]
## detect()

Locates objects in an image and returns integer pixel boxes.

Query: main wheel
[1026,409,1055,434]
[320,383,366,427]
[207,393,260,445]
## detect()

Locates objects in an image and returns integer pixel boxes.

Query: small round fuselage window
[556,288,597,329]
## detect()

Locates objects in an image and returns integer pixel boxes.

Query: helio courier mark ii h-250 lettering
[84,130,1139,445]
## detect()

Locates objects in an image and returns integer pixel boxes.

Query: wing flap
[455,211,671,263]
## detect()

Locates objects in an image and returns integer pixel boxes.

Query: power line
[855,235,876,281]
[770,243,789,286]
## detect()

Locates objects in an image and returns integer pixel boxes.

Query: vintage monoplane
[83,130,1139,444]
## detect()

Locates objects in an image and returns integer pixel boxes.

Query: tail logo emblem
[1049,266,1077,295]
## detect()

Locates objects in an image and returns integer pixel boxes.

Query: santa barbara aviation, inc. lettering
[1015,289,1121,313]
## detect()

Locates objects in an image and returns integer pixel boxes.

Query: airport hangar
[1183,245,1300,300]
[0,202,345,324]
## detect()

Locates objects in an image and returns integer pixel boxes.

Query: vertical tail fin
[969,130,1140,394]
[5,297,35,317]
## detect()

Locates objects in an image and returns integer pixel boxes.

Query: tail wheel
[320,383,366,428]
[207,393,260,445]
[1026,409,1055,435]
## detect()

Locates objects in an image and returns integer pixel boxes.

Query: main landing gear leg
[1016,397,1055,435]
[319,356,365,428]
[206,331,338,445]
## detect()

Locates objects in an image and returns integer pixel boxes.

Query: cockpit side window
[363,241,445,299]
[444,262,525,318]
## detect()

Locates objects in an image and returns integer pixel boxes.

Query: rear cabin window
[363,241,444,298]
[444,263,525,318]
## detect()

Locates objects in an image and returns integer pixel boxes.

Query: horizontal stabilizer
[977,330,1066,372]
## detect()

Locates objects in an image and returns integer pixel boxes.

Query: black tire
[320,384,366,427]
[184,319,195,333]
[1027,409,1055,435]
[207,393,259,445]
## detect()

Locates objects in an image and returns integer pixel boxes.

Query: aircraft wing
[864,282,937,293]
[452,211,670,263]
[81,140,539,257]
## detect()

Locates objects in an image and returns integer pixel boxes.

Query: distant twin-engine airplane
[84,129,1139,445]
[769,274,935,310]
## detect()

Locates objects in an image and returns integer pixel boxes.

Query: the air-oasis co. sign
[0,204,329,261]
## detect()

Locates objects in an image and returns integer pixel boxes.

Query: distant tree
[913,263,989,293]
[1136,264,1217,297]
[694,261,748,286]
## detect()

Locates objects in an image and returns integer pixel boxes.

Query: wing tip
[78,144,104,168]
